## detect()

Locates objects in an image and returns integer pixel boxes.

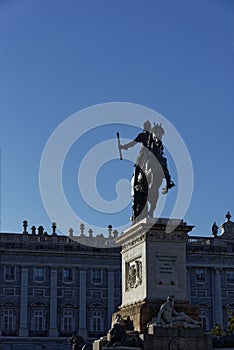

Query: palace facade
[187,212,234,332]
[1,213,234,349]
[0,222,121,350]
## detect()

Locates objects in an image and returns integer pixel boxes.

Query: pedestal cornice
[116,218,194,253]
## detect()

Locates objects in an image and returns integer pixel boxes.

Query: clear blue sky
[0,0,234,237]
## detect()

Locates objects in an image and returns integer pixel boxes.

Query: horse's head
[152,123,165,141]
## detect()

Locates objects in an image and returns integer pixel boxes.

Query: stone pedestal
[114,218,197,333]
[93,217,213,350]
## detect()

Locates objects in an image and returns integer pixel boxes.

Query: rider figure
[120,121,175,193]
[120,120,151,187]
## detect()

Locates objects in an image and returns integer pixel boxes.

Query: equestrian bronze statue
[118,121,175,221]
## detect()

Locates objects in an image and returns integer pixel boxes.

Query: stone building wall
[1,212,234,349]
[0,222,121,349]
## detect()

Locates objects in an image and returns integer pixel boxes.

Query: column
[19,267,29,336]
[107,270,115,327]
[49,269,58,337]
[79,269,87,338]
[186,267,191,303]
[212,268,223,325]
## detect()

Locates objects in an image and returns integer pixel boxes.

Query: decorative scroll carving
[148,230,187,241]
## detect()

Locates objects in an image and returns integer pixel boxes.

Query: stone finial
[31,226,36,235]
[38,226,44,235]
[22,220,28,234]
[220,212,234,237]
[68,228,74,237]
[226,212,231,222]
[52,222,57,235]
[108,225,112,237]
[88,228,93,237]
[80,223,85,236]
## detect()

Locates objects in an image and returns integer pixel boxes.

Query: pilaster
[79,269,88,338]
[212,268,223,325]
[107,270,115,327]
[49,269,58,337]
[19,267,29,336]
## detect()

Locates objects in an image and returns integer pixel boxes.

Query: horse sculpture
[120,122,175,221]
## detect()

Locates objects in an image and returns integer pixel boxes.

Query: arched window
[88,303,105,335]
[90,310,103,332]
[60,303,76,336]
[196,303,210,331]
[30,302,48,336]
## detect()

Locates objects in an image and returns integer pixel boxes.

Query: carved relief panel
[126,257,142,291]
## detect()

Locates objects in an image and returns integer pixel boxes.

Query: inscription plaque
[155,252,177,285]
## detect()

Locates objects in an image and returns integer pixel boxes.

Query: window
[61,310,75,333]
[195,269,205,283]
[30,303,47,336]
[31,310,45,332]
[89,303,105,335]
[91,270,103,284]
[4,266,15,281]
[63,268,74,283]
[226,271,234,284]
[199,308,209,331]
[34,268,45,282]
[196,290,207,298]
[90,311,104,332]
[2,309,15,334]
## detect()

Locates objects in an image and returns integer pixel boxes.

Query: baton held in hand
[117,132,122,160]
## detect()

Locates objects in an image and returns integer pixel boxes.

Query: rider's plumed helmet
[143,120,151,131]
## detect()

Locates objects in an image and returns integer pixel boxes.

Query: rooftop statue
[118,121,175,221]
[147,296,200,329]
[212,221,219,236]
